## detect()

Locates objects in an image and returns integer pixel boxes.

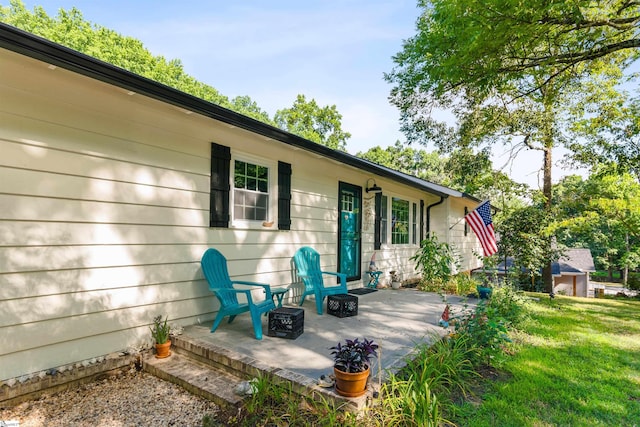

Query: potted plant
[329,337,378,397]
[390,270,402,289]
[150,315,171,358]
[476,283,493,299]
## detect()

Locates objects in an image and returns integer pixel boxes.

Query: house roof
[0,23,480,203]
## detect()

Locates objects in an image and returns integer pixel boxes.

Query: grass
[454,294,640,426]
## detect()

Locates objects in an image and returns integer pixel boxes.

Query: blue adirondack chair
[293,246,348,315]
[201,248,275,340]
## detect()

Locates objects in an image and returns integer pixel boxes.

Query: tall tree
[555,170,640,285]
[386,0,639,292]
[274,95,351,151]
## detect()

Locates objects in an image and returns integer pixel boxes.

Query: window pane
[258,166,268,180]
[412,203,417,244]
[392,197,409,245]
[247,177,256,191]
[256,194,268,209]
[234,161,246,189]
[233,160,270,221]
[244,206,255,220]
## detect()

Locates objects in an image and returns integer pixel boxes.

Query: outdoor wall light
[365,178,382,193]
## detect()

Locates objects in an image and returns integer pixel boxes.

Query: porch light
[365,178,382,193]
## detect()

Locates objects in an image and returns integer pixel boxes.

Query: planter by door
[333,366,370,397]
[155,341,171,359]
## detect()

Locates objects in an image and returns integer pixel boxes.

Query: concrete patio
[168,288,469,387]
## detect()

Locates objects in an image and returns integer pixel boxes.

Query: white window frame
[230,153,277,229]
[380,193,418,247]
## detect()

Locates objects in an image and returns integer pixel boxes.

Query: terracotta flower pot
[155,341,171,359]
[333,365,370,397]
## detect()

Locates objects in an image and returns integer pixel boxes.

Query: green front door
[338,182,362,281]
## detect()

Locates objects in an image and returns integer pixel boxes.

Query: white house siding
[364,181,438,285]
[1,49,220,380]
[1,47,459,381]
[428,198,483,274]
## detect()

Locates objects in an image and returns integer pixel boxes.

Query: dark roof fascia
[0,23,474,200]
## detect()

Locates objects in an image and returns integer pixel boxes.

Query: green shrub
[451,298,515,366]
[412,235,459,286]
[488,283,530,328]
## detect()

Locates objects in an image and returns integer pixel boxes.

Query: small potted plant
[329,337,378,397]
[476,282,493,299]
[390,270,402,289]
[150,315,171,358]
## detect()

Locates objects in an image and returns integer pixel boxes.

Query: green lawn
[455,295,640,426]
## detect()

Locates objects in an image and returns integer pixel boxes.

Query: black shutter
[278,161,292,230]
[209,142,230,228]
[374,192,382,250]
[420,200,425,243]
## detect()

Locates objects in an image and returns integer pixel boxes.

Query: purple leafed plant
[330,337,379,373]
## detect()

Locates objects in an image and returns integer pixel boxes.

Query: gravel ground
[0,367,221,427]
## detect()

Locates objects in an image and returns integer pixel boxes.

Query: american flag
[465,201,498,257]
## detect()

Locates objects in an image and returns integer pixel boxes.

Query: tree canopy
[274,95,351,151]
[555,169,640,285]
[386,0,640,291]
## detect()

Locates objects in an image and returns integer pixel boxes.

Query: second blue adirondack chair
[293,246,347,315]
[201,248,275,339]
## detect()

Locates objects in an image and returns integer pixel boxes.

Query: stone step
[144,352,246,409]
[150,335,363,411]
[171,335,279,379]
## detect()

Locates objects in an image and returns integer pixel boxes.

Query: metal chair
[201,248,275,339]
[292,246,348,314]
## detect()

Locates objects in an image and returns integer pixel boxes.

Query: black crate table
[267,307,304,339]
[327,293,358,318]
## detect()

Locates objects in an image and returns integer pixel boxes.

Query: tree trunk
[538,83,555,294]
[542,144,554,293]
[623,232,629,287]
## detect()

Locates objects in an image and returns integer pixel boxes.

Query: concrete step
[147,335,363,411]
[170,335,279,379]
[144,352,246,409]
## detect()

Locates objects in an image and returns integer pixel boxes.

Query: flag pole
[449,200,490,230]
[448,215,466,230]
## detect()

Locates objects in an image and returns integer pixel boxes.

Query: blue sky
[18,0,584,188]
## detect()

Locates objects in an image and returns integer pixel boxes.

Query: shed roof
[559,249,596,273]
[0,23,480,203]
[495,248,596,276]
